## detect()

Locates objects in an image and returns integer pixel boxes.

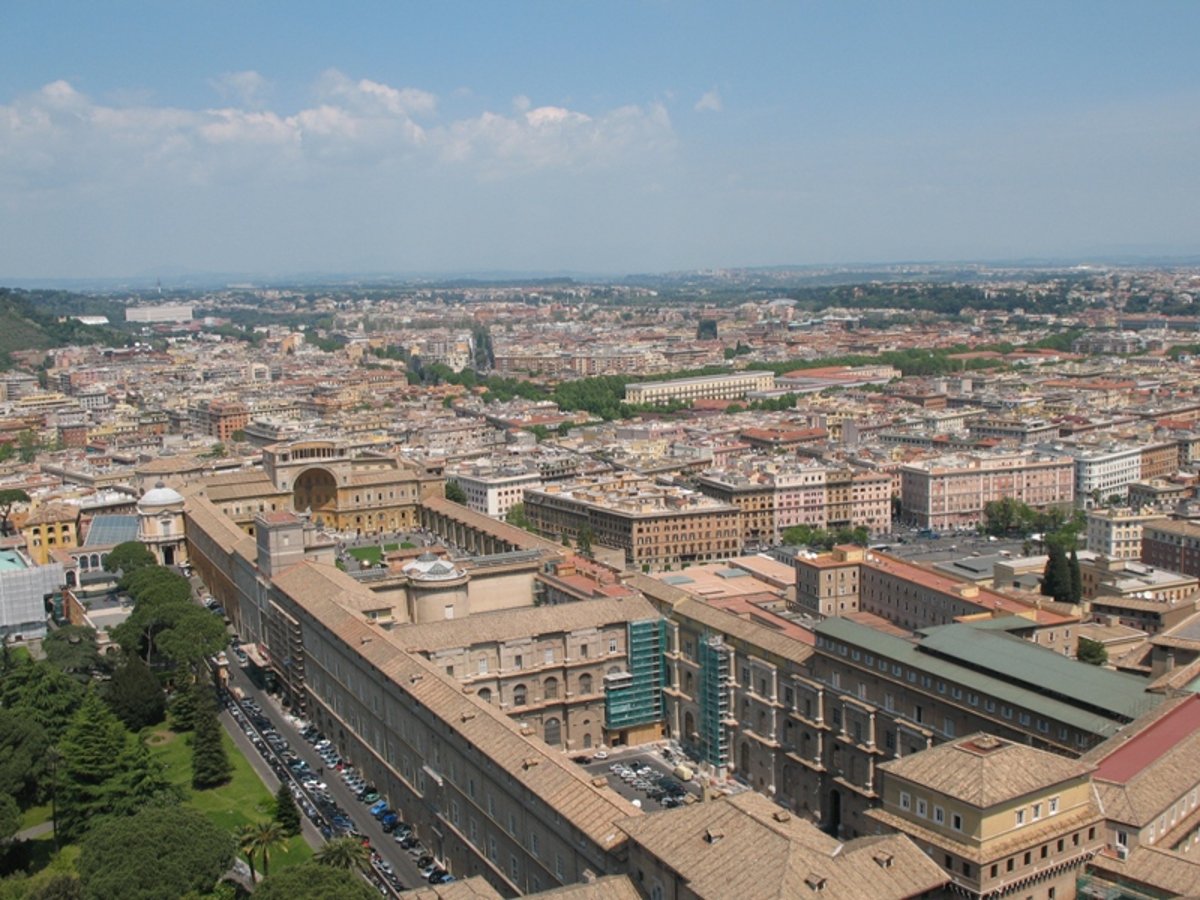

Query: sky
[2,1,1199,281]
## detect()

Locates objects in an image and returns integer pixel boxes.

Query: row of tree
[780,524,870,550]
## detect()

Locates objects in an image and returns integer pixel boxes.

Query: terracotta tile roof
[1087,845,1200,897]
[879,734,1093,808]
[617,792,946,900]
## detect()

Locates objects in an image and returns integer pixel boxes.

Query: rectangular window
[1049,796,1059,814]
[514,654,523,670]
[933,805,945,825]
[1032,803,1042,821]
[609,638,618,653]
[544,648,554,665]
[951,813,963,831]
[1015,809,1025,826]
[916,798,928,818]
[899,791,911,811]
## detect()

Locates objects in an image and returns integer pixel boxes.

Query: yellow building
[868,733,1103,898]
[22,503,79,565]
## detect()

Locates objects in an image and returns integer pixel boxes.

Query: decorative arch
[293,467,339,517]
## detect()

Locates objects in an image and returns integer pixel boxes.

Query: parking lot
[581,745,701,811]
[872,531,1029,565]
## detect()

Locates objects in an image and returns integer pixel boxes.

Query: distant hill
[0,289,131,369]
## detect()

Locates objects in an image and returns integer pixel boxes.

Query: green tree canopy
[1077,637,1109,666]
[237,820,287,879]
[0,657,85,742]
[78,805,233,900]
[0,792,19,842]
[274,783,301,838]
[0,707,49,802]
[254,863,376,900]
[313,836,372,871]
[104,655,165,731]
[190,691,232,789]
[55,690,132,841]
[505,503,532,531]
[42,626,101,682]
[1041,539,1073,604]
[102,541,155,576]
[444,481,467,504]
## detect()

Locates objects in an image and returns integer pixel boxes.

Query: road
[222,662,432,892]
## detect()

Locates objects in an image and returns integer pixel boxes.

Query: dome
[139,481,185,509]
[402,554,465,582]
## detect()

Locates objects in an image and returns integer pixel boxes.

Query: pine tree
[170,677,203,732]
[274,782,301,837]
[105,655,165,731]
[1041,541,1072,604]
[191,690,232,789]
[1068,548,1083,605]
[56,689,130,841]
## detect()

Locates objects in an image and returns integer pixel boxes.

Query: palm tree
[242,819,289,879]
[314,835,372,871]
[236,824,259,883]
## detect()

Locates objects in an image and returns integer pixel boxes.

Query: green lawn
[346,543,399,565]
[145,728,313,871]
[19,802,52,831]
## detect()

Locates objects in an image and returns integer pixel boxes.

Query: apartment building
[967,417,1061,445]
[1081,556,1200,635]
[623,371,775,406]
[447,462,544,519]
[21,503,79,566]
[825,467,892,534]
[794,546,1076,639]
[1061,444,1143,507]
[1141,518,1200,578]
[1085,507,1166,561]
[523,475,741,572]
[899,452,1075,530]
[867,734,1103,899]
[808,617,1158,838]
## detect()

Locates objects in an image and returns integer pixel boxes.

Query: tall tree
[240,820,288,878]
[274,783,301,837]
[190,692,232,789]
[0,707,49,802]
[78,805,233,900]
[1068,548,1083,605]
[102,541,156,576]
[0,658,86,742]
[0,792,19,842]
[169,677,204,733]
[43,625,101,682]
[237,823,260,884]
[104,655,166,731]
[1041,540,1072,604]
[55,690,129,841]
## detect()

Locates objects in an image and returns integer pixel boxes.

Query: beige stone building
[524,476,741,572]
[868,734,1103,899]
[1085,507,1166,561]
[623,371,775,406]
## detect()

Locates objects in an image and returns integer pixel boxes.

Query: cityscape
[3,4,1200,900]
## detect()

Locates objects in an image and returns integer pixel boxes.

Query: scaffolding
[697,633,731,769]
[604,618,665,731]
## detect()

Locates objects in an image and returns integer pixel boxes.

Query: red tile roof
[1093,694,1200,784]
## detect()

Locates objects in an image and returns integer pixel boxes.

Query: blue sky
[2,2,1199,280]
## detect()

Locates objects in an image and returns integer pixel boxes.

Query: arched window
[684,711,696,740]
[578,674,593,695]
[607,665,621,676]
[513,684,527,706]
[684,671,693,693]
[544,677,559,700]
[477,687,492,704]
[544,717,562,746]
[583,732,593,749]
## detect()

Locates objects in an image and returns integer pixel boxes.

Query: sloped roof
[878,734,1093,808]
[617,792,946,900]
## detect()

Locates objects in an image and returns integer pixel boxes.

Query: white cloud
[210,70,271,109]
[694,89,723,113]
[0,76,675,192]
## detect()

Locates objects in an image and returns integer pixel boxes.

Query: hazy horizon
[3,2,1199,281]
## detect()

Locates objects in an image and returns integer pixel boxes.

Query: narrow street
[222,662,433,892]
